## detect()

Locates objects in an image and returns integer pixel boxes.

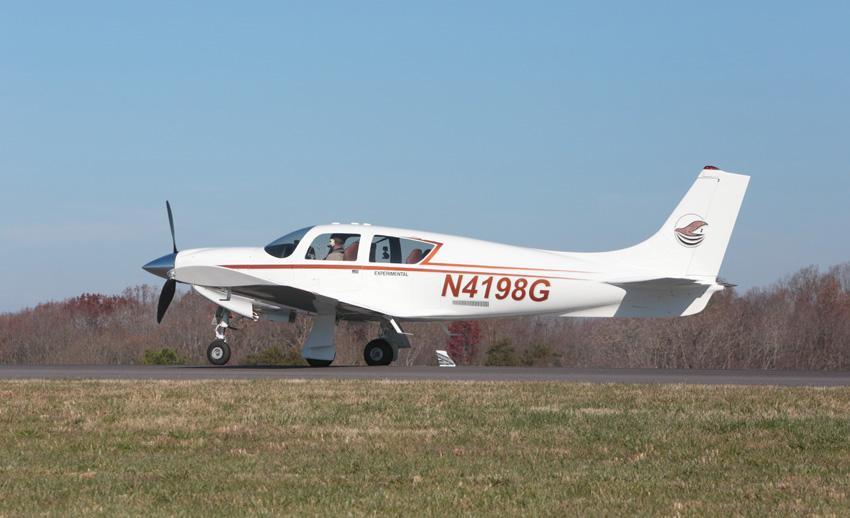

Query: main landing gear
[361,321,411,366]
[364,339,393,366]
[300,316,408,367]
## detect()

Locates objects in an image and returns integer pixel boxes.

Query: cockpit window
[369,235,432,264]
[264,226,313,259]
[305,233,361,261]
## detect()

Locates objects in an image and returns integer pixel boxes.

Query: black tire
[306,358,333,367]
[364,339,393,366]
[207,340,231,366]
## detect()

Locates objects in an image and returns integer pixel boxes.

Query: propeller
[157,278,177,324]
[167,200,178,254]
[143,201,180,324]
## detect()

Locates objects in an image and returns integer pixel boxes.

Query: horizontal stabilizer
[436,350,456,367]
[608,277,705,290]
[563,277,723,318]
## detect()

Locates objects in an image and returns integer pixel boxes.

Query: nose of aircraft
[142,252,177,280]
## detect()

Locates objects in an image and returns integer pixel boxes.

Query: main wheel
[207,340,231,366]
[364,339,393,366]
[306,358,333,367]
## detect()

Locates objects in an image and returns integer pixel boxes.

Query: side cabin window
[369,235,432,265]
[305,233,361,261]
[264,226,313,259]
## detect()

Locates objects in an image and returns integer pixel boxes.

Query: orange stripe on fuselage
[220,263,588,281]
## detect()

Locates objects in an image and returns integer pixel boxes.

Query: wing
[192,283,385,322]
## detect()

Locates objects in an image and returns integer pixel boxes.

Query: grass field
[1,380,849,517]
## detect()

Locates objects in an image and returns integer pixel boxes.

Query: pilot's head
[330,235,345,248]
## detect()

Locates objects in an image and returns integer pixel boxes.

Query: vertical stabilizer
[610,167,750,279]
[562,167,749,318]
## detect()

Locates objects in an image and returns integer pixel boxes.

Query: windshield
[264,226,313,258]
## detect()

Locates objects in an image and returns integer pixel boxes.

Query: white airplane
[143,166,749,367]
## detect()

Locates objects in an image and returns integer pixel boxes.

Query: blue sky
[1,1,848,313]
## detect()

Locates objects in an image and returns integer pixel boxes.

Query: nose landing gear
[207,306,238,365]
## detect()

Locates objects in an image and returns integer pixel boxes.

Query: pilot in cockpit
[326,235,346,260]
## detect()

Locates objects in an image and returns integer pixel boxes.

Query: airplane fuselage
[170,223,635,322]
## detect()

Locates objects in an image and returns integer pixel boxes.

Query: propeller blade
[166,200,178,254]
[157,279,177,324]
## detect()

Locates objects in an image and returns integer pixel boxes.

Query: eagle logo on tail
[674,217,708,247]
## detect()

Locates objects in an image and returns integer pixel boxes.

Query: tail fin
[615,166,750,279]
[563,167,749,318]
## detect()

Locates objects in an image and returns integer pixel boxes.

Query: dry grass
[1,380,849,516]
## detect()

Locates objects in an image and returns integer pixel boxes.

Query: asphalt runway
[0,365,848,386]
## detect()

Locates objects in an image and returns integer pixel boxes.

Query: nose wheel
[206,307,236,365]
[207,340,231,366]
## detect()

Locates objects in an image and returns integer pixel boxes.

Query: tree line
[1,262,848,370]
